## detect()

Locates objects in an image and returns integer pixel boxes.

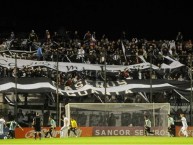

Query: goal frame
[59,103,170,128]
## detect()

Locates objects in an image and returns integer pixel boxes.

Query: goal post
[60,103,170,129]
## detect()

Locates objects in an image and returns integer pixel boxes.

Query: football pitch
[0,136,193,145]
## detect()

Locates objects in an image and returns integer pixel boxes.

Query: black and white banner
[0,55,158,72]
[0,55,184,72]
[0,78,56,93]
[0,78,191,97]
[60,79,191,97]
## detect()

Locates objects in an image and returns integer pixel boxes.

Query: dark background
[0,0,192,40]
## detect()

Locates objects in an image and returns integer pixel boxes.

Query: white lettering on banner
[106,81,116,87]
[59,81,179,96]
[114,130,118,135]
[126,130,130,135]
[120,130,125,135]
[78,91,88,96]
[25,129,60,138]
[93,127,168,136]
[1,78,188,96]
[94,129,130,136]
[135,130,144,136]
[117,80,127,86]
[101,130,106,135]
[74,82,84,89]
[154,130,168,136]
[107,130,112,135]
[96,82,104,88]
[66,66,78,71]
[95,130,100,136]
[64,86,73,90]
[25,130,35,138]
[66,92,76,96]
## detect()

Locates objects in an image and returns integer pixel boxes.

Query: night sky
[0,0,192,40]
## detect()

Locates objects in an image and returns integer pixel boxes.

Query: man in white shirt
[77,47,85,63]
[0,116,6,135]
[144,115,155,136]
[60,114,69,138]
[180,114,188,137]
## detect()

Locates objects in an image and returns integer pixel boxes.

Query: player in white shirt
[0,116,6,124]
[180,114,188,137]
[60,114,69,138]
[0,116,6,135]
[144,115,155,136]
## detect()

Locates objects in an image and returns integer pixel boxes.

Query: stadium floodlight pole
[14,54,18,121]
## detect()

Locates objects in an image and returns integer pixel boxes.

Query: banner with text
[93,126,168,136]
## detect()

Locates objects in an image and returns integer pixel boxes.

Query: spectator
[10,32,15,40]
[45,30,51,43]
[176,32,183,43]
[36,45,43,61]
[107,113,116,126]
[29,30,38,42]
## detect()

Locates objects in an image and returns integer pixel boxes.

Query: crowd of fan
[0,30,192,82]
[0,30,191,105]
[1,30,192,100]
[1,30,192,128]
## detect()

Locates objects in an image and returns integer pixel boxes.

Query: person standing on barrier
[167,114,175,137]
[144,115,155,136]
[45,116,56,138]
[32,112,43,140]
[68,117,78,137]
[60,114,69,138]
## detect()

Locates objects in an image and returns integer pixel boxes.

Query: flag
[121,41,127,61]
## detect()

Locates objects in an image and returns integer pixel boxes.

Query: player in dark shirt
[32,112,42,140]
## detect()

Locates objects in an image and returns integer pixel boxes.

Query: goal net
[61,103,170,129]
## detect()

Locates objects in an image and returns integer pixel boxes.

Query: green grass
[0,136,193,144]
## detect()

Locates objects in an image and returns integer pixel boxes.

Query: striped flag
[121,41,127,61]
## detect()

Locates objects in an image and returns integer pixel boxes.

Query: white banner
[0,56,160,72]
[0,54,184,73]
